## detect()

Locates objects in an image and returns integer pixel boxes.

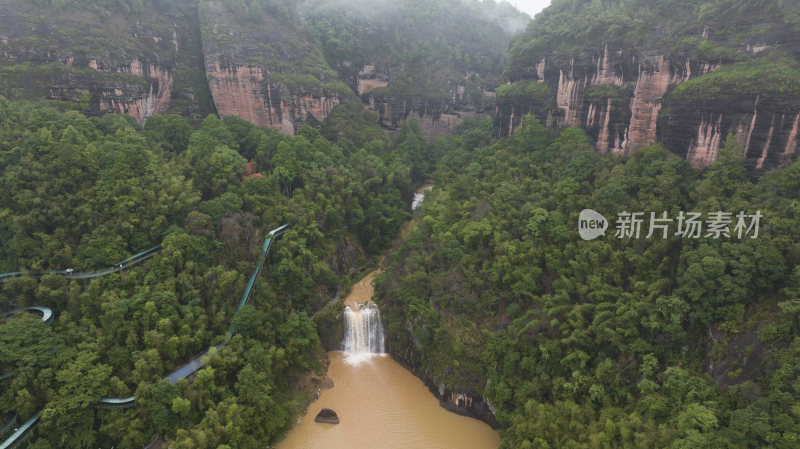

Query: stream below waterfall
[275,268,500,449]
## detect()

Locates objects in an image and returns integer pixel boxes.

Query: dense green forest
[376,117,800,448]
[0,97,424,448]
[4,0,800,447]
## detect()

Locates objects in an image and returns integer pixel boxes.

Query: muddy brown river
[275,271,500,449]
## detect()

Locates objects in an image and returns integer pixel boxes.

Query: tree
[143,114,192,153]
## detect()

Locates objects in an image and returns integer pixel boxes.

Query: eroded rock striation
[498,26,800,174]
[198,0,354,135]
[0,0,215,123]
[355,63,491,140]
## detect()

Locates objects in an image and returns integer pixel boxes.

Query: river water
[275,271,500,449]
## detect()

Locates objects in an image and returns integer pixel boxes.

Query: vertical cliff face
[385,317,498,428]
[364,93,480,141]
[499,37,800,173]
[202,58,343,135]
[356,63,389,96]
[501,0,800,173]
[0,0,214,124]
[1,0,521,140]
[199,0,354,135]
[360,64,487,140]
[81,59,173,121]
[300,0,525,140]
[498,46,699,152]
[660,94,800,173]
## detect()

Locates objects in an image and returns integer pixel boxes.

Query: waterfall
[343,303,385,364]
[412,185,432,210]
[411,192,426,210]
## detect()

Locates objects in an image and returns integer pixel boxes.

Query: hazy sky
[505,0,551,18]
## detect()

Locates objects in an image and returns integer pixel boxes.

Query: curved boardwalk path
[0,224,289,449]
[0,245,162,284]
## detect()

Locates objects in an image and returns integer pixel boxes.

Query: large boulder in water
[314,407,339,424]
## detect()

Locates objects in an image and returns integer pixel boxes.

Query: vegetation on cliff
[0,96,425,448]
[301,0,530,112]
[667,55,800,102]
[1,0,525,130]
[377,118,800,448]
[507,0,800,78]
[199,0,357,99]
[496,81,552,105]
[0,0,217,120]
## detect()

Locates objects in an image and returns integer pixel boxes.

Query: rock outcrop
[498,46,711,154]
[385,319,499,428]
[198,0,354,135]
[660,92,800,173]
[498,28,800,174]
[314,407,340,424]
[360,63,489,140]
[0,0,519,141]
[298,0,523,140]
[0,0,215,123]
[704,324,769,390]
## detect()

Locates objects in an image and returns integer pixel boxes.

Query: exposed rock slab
[496,33,800,173]
[314,407,339,424]
[0,0,214,123]
[199,0,354,135]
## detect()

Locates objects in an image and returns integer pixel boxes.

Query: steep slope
[498,0,800,174]
[0,0,529,139]
[0,0,215,123]
[300,0,529,139]
[377,119,800,448]
[0,96,418,448]
[198,0,355,135]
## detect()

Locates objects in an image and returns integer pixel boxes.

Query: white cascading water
[343,303,385,364]
[411,185,432,210]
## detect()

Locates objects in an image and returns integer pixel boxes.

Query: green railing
[0,246,161,442]
[0,412,40,449]
[0,245,161,283]
[0,224,289,447]
[0,414,16,440]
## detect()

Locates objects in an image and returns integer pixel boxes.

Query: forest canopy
[376,117,800,448]
[0,97,424,448]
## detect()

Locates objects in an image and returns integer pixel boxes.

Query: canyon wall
[359,63,491,140]
[298,0,520,141]
[385,318,499,428]
[498,32,800,173]
[0,0,511,139]
[199,0,354,135]
[0,0,350,131]
[53,58,174,122]
[661,93,800,173]
[0,0,215,124]
[202,57,343,136]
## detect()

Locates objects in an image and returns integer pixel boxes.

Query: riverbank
[275,269,499,449]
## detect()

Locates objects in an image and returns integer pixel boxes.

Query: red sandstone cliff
[499,45,720,157]
[199,0,355,135]
[359,63,493,140]
[497,33,800,173]
[0,0,215,123]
